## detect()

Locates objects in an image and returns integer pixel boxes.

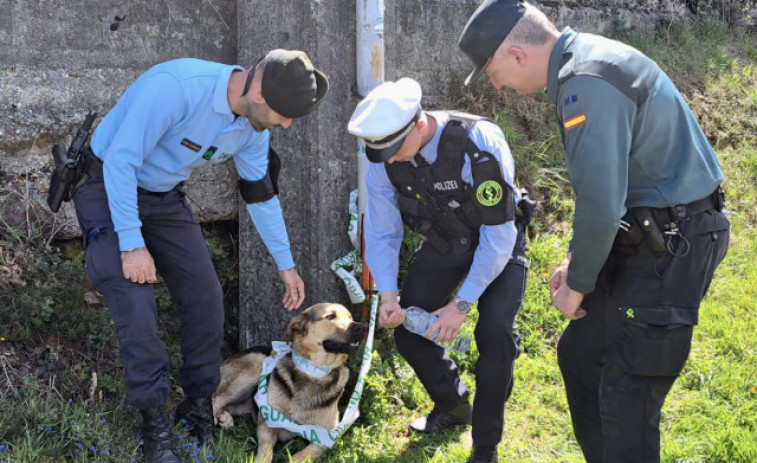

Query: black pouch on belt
[631,207,667,254]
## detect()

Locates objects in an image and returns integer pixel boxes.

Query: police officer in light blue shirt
[74,50,328,462]
[348,78,529,463]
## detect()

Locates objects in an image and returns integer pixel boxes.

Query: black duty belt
[651,186,724,225]
[84,146,184,197]
[138,182,186,197]
[619,186,725,254]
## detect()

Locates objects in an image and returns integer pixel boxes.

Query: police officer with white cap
[349,78,529,463]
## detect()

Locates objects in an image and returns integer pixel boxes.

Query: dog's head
[286,303,366,369]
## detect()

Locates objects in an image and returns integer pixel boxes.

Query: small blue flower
[90,445,97,451]
[76,443,83,449]
[69,420,75,425]
[103,448,109,455]
[45,426,53,433]
[102,417,108,422]
[0,444,6,451]
[68,398,74,403]
[206,455,215,460]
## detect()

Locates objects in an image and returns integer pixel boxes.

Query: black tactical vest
[385,111,510,253]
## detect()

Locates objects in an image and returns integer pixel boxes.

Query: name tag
[181,138,202,152]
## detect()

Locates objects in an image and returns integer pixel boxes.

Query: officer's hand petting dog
[549,254,586,320]
[279,268,305,311]
[121,248,157,284]
[378,291,406,329]
[430,302,467,343]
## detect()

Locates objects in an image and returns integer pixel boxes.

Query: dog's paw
[216,410,235,428]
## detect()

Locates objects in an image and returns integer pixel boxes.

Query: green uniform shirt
[546,28,723,294]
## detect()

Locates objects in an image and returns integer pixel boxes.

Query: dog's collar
[291,351,332,379]
[271,341,332,379]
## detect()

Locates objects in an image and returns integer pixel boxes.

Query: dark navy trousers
[557,207,729,463]
[73,163,224,410]
[395,225,528,448]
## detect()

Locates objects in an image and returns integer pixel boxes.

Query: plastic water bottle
[402,306,471,354]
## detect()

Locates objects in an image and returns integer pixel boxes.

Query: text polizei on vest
[433,180,459,192]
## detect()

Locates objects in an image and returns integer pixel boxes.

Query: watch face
[456,299,470,314]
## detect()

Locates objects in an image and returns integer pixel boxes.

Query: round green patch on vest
[476,180,504,206]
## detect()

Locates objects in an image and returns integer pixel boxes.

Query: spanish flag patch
[564,113,587,130]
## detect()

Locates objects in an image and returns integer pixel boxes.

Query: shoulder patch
[563,113,587,130]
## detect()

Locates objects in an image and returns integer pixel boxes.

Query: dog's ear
[286,312,308,342]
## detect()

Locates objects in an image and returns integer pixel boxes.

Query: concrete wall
[0,0,237,237]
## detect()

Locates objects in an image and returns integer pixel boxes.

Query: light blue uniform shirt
[90,58,294,270]
[365,111,518,304]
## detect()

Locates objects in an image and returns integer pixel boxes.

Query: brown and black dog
[212,303,366,463]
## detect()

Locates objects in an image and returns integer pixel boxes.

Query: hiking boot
[175,396,215,444]
[140,407,181,463]
[469,445,498,463]
[409,401,472,433]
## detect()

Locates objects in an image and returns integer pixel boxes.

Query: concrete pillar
[237,0,358,346]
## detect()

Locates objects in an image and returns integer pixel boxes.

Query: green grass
[1,17,756,463]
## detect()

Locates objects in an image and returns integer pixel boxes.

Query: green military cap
[262,49,329,118]
[458,0,526,85]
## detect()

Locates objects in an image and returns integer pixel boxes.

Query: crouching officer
[72,51,328,462]
[348,78,529,463]
[459,1,731,461]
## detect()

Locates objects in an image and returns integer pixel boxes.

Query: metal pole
[356,0,385,319]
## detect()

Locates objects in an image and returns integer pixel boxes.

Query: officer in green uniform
[459,1,730,462]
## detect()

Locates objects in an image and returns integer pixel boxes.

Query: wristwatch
[453,295,471,314]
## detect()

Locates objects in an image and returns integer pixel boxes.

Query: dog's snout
[350,322,366,334]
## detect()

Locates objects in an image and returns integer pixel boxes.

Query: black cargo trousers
[72,154,224,410]
[557,204,730,463]
[395,222,528,448]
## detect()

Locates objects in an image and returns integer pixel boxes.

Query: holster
[631,208,668,254]
[515,189,536,227]
[615,207,666,253]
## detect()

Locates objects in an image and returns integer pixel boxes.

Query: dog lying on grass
[212,303,366,463]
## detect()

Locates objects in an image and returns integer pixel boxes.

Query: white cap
[348,78,422,162]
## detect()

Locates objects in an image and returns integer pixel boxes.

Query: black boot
[175,396,215,444]
[409,401,472,433]
[140,408,181,463]
[469,445,498,463]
